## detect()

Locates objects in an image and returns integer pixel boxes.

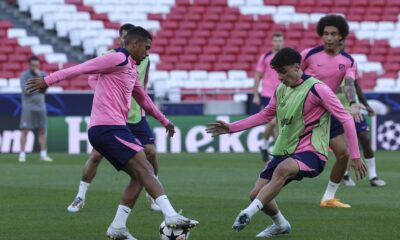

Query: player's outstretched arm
[42,52,128,87]
[26,77,47,94]
[206,121,230,137]
[206,97,276,137]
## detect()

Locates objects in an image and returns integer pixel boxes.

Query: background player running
[252,32,285,161]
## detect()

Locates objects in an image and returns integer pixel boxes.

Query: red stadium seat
[203,46,221,54]
[0,20,13,29]
[180,22,197,30]
[180,54,198,63]
[208,37,225,46]
[190,37,207,46]
[185,46,202,54]
[194,63,213,71]
[203,13,220,22]
[0,46,14,53]
[2,63,21,71]
[170,38,188,46]
[157,63,175,71]
[199,55,217,63]
[214,63,232,71]
[218,54,236,63]
[0,71,16,78]
[193,30,211,38]
[175,63,193,70]
[8,54,28,63]
[161,56,179,63]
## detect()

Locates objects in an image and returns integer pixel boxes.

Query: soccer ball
[377,120,400,150]
[159,221,190,240]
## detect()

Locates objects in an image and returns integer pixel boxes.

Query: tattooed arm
[344,77,363,122]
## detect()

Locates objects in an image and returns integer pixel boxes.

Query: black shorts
[88,125,144,171]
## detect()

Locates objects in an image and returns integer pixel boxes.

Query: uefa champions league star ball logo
[377,120,400,150]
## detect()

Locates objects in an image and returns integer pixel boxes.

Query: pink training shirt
[229,76,360,160]
[44,48,169,128]
[256,51,281,98]
[301,45,357,93]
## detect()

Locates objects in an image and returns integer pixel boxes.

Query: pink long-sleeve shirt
[44,49,169,128]
[300,46,357,93]
[229,78,360,160]
[256,51,281,98]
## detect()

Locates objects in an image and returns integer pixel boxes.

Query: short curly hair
[317,15,349,40]
[270,48,301,73]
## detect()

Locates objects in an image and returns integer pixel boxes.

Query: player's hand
[252,93,260,105]
[366,105,376,116]
[165,122,175,138]
[349,158,367,181]
[206,120,230,137]
[26,77,48,94]
[350,103,364,123]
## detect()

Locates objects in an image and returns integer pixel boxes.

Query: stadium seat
[0,78,8,88]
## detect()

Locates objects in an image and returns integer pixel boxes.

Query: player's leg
[127,119,161,211]
[19,128,29,162]
[144,143,162,211]
[260,97,273,161]
[357,131,386,187]
[320,133,351,208]
[107,169,143,240]
[249,178,290,238]
[233,157,298,233]
[67,149,103,213]
[37,110,52,161]
[37,128,52,162]
[19,108,32,162]
[123,151,198,228]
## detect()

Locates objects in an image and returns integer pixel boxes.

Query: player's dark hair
[119,23,135,36]
[124,27,152,44]
[272,32,284,39]
[28,55,40,63]
[270,48,301,73]
[317,15,349,40]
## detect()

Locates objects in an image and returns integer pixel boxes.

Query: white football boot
[106,226,137,240]
[256,222,291,238]
[67,197,85,213]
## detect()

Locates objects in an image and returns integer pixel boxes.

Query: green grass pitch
[0,151,399,239]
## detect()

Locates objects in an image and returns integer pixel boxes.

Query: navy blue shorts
[260,96,271,109]
[330,115,344,139]
[88,125,144,171]
[260,151,326,183]
[355,115,369,133]
[127,117,155,145]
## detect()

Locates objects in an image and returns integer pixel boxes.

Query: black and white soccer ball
[159,221,190,240]
[377,120,400,150]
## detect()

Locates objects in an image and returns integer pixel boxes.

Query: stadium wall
[1,93,399,154]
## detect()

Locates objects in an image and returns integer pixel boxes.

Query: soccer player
[67,23,161,213]
[252,32,284,161]
[337,76,386,187]
[26,27,198,239]
[206,48,366,238]
[300,15,364,208]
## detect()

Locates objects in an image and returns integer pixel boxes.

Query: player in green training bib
[67,24,162,214]
[207,48,366,238]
